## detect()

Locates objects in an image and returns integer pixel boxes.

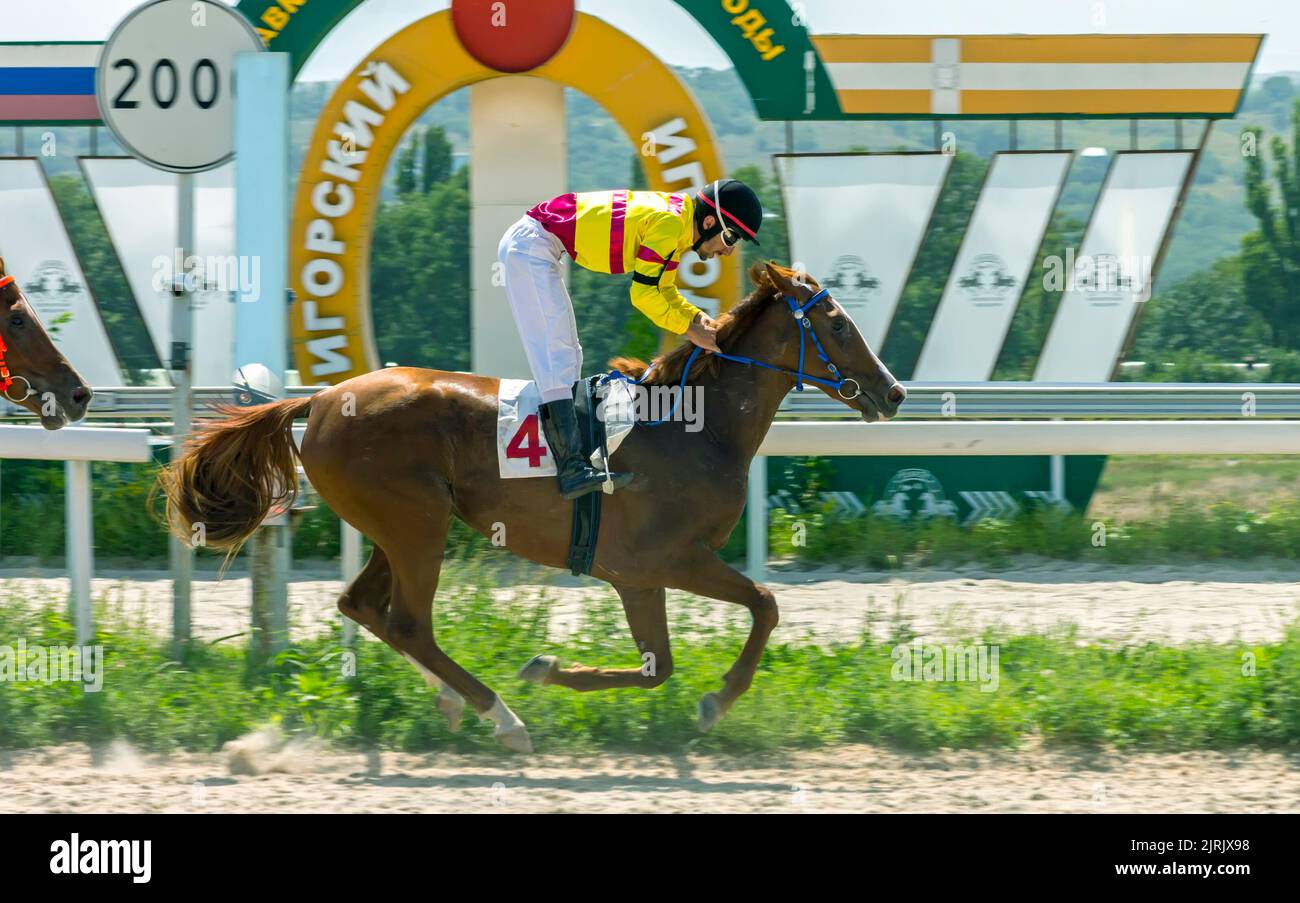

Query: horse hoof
[495,724,533,754]
[517,654,557,685]
[698,692,726,733]
[437,691,464,733]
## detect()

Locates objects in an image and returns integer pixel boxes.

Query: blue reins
[599,289,861,427]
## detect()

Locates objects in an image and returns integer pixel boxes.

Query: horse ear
[764,261,803,296]
[0,256,6,276]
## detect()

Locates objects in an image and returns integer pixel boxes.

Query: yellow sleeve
[629,212,702,335]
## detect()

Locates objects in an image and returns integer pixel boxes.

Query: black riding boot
[539,398,632,500]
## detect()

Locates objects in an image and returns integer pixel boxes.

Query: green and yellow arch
[289,10,736,382]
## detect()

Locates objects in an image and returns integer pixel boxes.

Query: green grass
[1099,455,1300,495]
[769,498,1300,569]
[2,578,1297,755]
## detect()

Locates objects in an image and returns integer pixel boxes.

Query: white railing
[0,425,154,643]
[758,419,1300,456]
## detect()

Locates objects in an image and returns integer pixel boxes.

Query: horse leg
[518,585,672,691]
[380,511,533,754]
[336,543,464,732]
[669,547,779,732]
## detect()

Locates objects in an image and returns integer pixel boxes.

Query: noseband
[0,274,34,403]
[604,287,861,426]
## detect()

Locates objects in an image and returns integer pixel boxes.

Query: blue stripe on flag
[0,67,95,96]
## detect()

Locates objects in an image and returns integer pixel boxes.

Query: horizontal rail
[758,420,1300,456]
[6,383,1300,442]
[0,425,154,462]
[779,383,1300,419]
[4,382,1297,422]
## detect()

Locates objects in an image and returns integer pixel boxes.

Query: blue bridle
[601,288,861,427]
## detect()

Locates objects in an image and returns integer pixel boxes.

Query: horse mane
[609,262,808,386]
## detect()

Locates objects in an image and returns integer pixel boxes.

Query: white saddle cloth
[496,378,637,480]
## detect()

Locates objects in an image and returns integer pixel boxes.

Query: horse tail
[154,397,313,564]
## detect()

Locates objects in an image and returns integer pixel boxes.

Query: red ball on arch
[451,0,577,73]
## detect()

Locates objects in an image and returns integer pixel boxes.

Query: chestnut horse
[158,263,905,752]
[0,257,94,429]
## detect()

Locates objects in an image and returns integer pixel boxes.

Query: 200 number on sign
[96,0,265,173]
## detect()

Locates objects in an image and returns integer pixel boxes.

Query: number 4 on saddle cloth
[496,375,639,576]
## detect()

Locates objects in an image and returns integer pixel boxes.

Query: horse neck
[694,305,794,462]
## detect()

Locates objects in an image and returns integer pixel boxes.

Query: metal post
[235,52,292,659]
[1050,415,1066,504]
[170,172,195,657]
[746,456,767,584]
[65,460,94,645]
[340,521,361,645]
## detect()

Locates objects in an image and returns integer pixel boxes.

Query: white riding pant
[498,215,582,404]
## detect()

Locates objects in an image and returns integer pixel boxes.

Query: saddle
[565,374,611,577]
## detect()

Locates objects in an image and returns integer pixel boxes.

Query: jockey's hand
[685,312,721,354]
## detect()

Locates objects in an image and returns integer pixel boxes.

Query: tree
[729,162,788,275]
[1129,256,1269,362]
[370,167,471,370]
[396,138,417,196]
[421,126,453,192]
[1241,101,1300,349]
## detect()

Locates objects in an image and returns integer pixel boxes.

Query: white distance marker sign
[96,0,264,173]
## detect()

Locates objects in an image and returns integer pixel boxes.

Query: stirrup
[558,464,631,501]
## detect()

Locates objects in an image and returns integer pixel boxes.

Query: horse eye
[8,315,20,328]
[831,316,845,333]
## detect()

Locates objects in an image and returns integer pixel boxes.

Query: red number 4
[506,413,548,468]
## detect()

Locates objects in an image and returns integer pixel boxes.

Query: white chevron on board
[1024,490,1073,513]
[959,490,1019,525]
[825,491,866,517]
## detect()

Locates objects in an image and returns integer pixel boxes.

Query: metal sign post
[96,0,264,655]
[170,172,194,654]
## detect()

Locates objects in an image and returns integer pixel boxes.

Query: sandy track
[3,558,1299,645]
[2,740,1296,813]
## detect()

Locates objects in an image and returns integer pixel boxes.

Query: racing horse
[0,257,94,429]
[157,263,906,752]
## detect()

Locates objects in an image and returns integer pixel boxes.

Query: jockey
[499,178,764,500]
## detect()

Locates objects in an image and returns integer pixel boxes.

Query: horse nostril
[72,386,92,405]
[888,384,907,405]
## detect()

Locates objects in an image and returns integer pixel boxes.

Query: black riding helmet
[693,178,762,252]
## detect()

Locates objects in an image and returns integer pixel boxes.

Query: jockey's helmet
[694,179,763,250]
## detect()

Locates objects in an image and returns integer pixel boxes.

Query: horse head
[754,262,906,422]
[0,256,93,429]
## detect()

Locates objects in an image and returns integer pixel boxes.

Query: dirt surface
[3,557,1298,646]
[2,738,1295,814]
